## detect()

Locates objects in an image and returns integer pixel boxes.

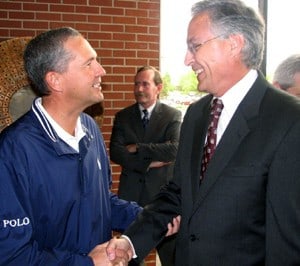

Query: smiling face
[58,35,106,111]
[133,69,162,109]
[184,13,248,97]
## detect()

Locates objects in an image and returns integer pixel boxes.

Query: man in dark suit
[106,0,300,265]
[109,65,182,265]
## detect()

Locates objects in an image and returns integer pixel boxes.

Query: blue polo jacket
[0,100,141,265]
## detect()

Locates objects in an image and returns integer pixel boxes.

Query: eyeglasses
[187,35,223,54]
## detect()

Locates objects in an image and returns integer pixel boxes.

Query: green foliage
[162,70,201,97]
[178,71,198,94]
[161,71,205,112]
[161,73,175,98]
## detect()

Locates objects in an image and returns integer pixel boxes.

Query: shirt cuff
[120,235,137,259]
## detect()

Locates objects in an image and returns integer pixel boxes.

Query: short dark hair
[24,27,81,96]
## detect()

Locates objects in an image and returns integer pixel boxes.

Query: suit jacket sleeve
[123,180,182,261]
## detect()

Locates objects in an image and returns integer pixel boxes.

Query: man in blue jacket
[0,27,142,265]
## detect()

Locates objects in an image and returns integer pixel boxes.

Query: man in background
[273,54,300,97]
[110,66,182,265]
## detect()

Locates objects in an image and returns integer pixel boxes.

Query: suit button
[190,234,196,241]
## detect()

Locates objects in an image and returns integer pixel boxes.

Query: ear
[45,71,63,92]
[156,83,163,94]
[272,81,282,90]
[293,71,300,85]
[228,34,244,57]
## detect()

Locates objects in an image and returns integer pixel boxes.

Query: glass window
[160,0,300,86]
[266,1,300,79]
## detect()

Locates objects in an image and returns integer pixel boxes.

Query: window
[160,0,300,86]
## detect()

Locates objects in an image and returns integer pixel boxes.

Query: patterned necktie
[200,98,224,180]
[142,109,149,128]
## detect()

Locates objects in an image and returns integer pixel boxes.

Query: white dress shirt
[138,102,156,119]
[217,69,258,144]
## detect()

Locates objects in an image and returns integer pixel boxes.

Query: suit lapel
[143,101,161,141]
[191,73,268,214]
[131,102,162,141]
[190,96,212,200]
[191,112,250,213]
[131,104,145,139]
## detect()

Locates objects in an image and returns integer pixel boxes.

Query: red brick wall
[0,1,160,265]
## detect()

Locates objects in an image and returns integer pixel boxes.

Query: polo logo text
[3,217,30,228]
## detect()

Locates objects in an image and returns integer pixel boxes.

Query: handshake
[88,216,181,266]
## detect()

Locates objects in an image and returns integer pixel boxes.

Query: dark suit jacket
[110,101,182,207]
[124,73,300,265]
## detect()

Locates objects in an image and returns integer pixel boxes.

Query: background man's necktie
[142,109,149,128]
[200,98,224,180]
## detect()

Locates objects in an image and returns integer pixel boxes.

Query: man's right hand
[105,215,181,263]
[89,241,130,265]
[106,237,134,263]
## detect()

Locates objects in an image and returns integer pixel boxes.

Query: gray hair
[273,54,300,90]
[191,0,265,69]
[24,27,81,96]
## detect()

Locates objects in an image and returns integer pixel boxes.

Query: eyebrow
[82,56,97,66]
[187,35,200,44]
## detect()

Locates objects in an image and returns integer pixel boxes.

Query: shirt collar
[35,97,85,151]
[138,102,156,118]
[220,69,258,116]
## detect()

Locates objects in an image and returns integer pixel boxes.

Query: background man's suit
[123,73,300,265]
[110,100,182,265]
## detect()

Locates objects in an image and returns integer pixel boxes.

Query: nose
[136,85,144,93]
[96,62,106,76]
[134,82,145,91]
[184,50,194,66]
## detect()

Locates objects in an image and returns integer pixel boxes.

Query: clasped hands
[88,215,181,265]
